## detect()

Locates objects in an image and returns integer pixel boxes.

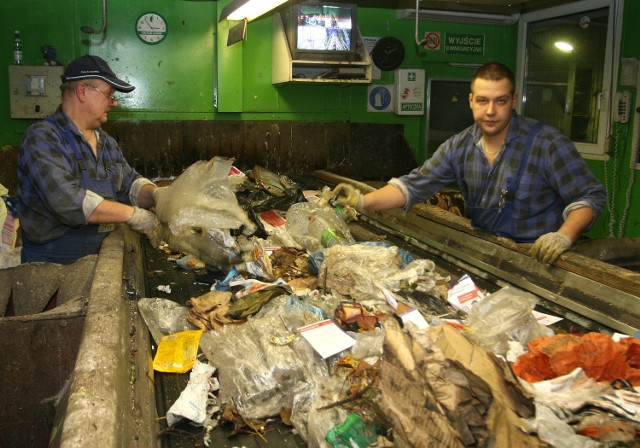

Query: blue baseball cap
[62,55,135,92]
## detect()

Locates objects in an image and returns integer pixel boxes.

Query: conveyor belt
[142,209,621,447]
[141,171,640,447]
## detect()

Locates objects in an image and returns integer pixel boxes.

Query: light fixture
[554,41,574,53]
[219,0,289,22]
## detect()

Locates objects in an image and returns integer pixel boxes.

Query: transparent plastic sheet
[318,244,401,299]
[153,158,256,270]
[285,202,355,253]
[465,286,554,357]
[137,297,197,345]
[200,322,280,416]
[263,225,303,249]
[305,375,351,448]
[349,326,385,360]
[307,241,416,276]
[381,258,437,292]
[199,294,331,431]
[253,294,339,441]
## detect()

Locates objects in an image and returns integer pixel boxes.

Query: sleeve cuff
[130,177,156,206]
[83,190,104,220]
[388,178,411,211]
[562,200,591,220]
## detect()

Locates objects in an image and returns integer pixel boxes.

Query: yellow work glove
[530,232,572,264]
[332,183,364,210]
[127,206,160,234]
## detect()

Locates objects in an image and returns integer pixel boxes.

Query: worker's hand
[332,183,364,210]
[530,232,572,264]
[127,206,160,234]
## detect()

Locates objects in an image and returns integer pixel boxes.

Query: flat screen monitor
[282,2,358,61]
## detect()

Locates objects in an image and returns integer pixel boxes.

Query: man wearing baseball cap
[17,55,160,264]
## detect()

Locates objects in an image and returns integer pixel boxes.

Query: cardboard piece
[378,319,545,447]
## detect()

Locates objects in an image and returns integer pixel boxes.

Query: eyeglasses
[85,84,117,103]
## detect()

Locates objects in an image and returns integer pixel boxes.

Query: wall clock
[371,36,405,71]
[136,12,167,45]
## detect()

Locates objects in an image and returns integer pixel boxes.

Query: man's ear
[76,82,89,102]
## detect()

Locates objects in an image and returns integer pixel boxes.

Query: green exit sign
[444,34,485,55]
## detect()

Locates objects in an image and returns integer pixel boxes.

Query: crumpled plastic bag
[513,332,640,385]
[137,297,197,344]
[166,360,218,427]
[318,244,402,299]
[525,403,600,448]
[465,286,553,357]
[199,294,331,440]
[154,157,256,270]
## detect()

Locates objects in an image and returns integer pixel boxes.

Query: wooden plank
[411,203,640,298]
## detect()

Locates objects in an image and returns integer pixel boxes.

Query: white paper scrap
[532,310,563,326]
[447,274,484,314]
[400,309,429,330]
[297,319,356,359]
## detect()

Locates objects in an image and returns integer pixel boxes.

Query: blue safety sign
[368,86,392,112]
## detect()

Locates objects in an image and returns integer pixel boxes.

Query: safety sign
[424,32,441,50]
[367,85,394,112]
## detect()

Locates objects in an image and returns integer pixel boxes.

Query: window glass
[519,2,616,156]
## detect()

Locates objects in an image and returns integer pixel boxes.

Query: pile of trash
[138,158,640,447]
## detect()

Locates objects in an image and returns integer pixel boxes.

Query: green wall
[1,0,638,238]
[0,0,517,162]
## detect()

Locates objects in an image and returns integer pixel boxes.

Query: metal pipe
[81,0,107,34]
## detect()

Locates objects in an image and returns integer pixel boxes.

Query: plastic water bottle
[285,202,355,252]
[13,30,23,65]
[308,215,345,248]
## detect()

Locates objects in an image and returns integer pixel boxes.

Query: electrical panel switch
[8,65,64,119]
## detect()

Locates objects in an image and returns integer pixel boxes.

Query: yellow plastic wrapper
[153,329,204,373]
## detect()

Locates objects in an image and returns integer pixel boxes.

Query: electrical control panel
[8,65,64,119]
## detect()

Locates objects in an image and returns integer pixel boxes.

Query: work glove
[332,183,364,210]
[127,206,160,234]
[530,232,572,264]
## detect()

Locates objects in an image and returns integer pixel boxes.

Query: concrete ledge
[55,227,131,447]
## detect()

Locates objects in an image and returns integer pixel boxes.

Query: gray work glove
[332,183,364,210]
[530,232,572,264]
[127,206,160,234]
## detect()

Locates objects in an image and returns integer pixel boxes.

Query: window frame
[515,0,624,159]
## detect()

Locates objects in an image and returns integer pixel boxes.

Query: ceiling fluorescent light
[220,0,289,22]
[397,8,519,26]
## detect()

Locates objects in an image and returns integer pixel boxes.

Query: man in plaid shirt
[334,62,606,265]
[18,55,160,264]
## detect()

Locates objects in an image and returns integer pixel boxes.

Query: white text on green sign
[401,103,423,112]
[445,34,485,55]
